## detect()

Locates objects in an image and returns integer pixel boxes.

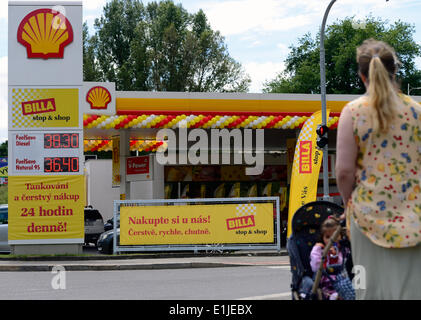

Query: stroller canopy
[291,201,344,237]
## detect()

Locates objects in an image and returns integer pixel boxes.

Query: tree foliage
[263,16,421,94]
[0,141,7,157]
[83,0,250,92]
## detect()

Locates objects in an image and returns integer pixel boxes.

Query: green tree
[264,16,421,94]
[83,22,102,82]
[85,0,250,92]
[0,141,7,157]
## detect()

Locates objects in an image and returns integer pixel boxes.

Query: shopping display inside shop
[164,165,288,210]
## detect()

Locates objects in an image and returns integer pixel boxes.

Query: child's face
[323,227,336,245]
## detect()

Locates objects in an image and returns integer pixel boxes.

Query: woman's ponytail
[357,39,401,133]
[367,55,398,133]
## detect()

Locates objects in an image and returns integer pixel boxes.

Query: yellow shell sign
[86,86,112,110]
[17,8,73,59]
[10,88,79,129]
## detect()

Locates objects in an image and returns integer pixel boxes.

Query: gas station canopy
[83,92,355,137]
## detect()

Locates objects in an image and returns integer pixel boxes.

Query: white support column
[152,154,164,199]
[119,130,131,200]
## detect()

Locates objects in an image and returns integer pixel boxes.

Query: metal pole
[320,0,336,201]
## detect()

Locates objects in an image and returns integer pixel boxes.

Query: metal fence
[113,197,281,254]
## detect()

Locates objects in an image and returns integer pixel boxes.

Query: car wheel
[105,241,113,254]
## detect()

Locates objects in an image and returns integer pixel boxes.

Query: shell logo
[17,8,74,59]
[86,86,112,110]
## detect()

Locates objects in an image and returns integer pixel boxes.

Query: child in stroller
[287,201,353,300]
[310,217,351,300]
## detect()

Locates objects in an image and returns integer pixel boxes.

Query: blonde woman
[336,39,421,299]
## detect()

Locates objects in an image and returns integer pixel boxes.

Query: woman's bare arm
[335,106,358,207]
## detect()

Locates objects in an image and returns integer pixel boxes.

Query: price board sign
[10,131,83,175]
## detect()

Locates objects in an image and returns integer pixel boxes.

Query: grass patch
[0,185,7,204]
[0,253,91,259]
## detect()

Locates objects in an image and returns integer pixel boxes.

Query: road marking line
[237,292,291,300]
[266,266,290,269]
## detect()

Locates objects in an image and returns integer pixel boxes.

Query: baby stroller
[287,201,353,300]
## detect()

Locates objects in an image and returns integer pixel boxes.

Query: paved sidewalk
[0,250,290,272]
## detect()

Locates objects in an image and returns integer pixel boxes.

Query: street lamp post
[319,0,390,201]
[320,0,336,201]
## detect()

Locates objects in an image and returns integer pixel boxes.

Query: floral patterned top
[346,94,421,248]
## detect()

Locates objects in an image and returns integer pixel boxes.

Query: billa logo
[22,98,56,116]
[226,215,255,230]
[299,141,312,174]
[17,8,74,59]
[86,86,112,110]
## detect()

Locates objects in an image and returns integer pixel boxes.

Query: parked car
[84,206,105,246]
[103,215,120,232]
[104,219,113,232]
[0,204,10,253]
[97,228,119,254]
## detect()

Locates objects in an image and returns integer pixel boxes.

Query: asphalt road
[0,266,292,300]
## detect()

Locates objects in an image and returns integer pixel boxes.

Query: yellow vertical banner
[112,136,120,187]
[287,110,330,237]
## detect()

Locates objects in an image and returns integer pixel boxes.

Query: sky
[1,0,421,142]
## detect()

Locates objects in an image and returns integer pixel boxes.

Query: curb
[0,261,288,272]
[0,250,289,262]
